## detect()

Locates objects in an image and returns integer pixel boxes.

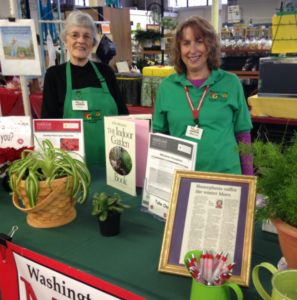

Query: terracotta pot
[270,218,297,268]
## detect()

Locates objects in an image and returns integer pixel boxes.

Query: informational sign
[0,116,32,148]
[33,119,85,162]
[0,19,41,76]
[228,5,240,23]
[0,242,146,300]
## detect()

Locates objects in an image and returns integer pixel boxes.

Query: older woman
[153,16,253,175]
[41,10,128,166]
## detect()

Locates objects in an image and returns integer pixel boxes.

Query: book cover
[104,117,136,196]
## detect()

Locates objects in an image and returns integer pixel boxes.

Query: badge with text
[72,100,88,111]
[186,125,203,140]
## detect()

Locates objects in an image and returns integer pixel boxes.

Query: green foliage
[238,133,297,227]
[92,192,130,221]
[133,29,163,46]
[160,16,179,30]
[119,151,132,175]
[8,137,91,207]
[149,10,161,24]
[134,57,160,73]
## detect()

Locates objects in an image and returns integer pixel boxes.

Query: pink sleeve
[235,132,253,176]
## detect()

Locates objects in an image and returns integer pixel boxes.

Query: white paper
[33,119,85,162]
[161,37,165,50]
[142,133,197,219]
[0,19,42,76]
[179,182,241,265]
[0,116,32,148]
[116,61,130,73]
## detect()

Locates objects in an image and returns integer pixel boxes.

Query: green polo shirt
[153,68,253,174]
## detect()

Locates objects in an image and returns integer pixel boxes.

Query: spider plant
[8,137,91,208]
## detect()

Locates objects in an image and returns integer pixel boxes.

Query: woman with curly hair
[153,16,253,175]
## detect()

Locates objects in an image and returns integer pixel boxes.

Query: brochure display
[0,116,32,148]
[33,119,85,161]
[142,133,197,220]
[0,19,41,76]
[158,170,257,287]
[104,116,150,196]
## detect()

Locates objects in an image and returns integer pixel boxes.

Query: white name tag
[185,125,203,140]
[72,100,88,111]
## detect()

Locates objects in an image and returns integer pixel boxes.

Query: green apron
[63,61,118,166]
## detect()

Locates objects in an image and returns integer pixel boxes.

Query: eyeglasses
[68,33,92,42]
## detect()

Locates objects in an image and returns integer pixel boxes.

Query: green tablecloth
[0,166,282,300]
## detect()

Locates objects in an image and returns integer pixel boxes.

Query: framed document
[158,170,257,287]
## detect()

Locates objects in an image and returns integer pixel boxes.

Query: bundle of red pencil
[186,250,236,286]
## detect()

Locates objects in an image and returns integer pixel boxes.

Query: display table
[0,166,282,300]
[248,94,297,119]
[0,87,24,116]
[115,73,143,106]
[141,66,176,107]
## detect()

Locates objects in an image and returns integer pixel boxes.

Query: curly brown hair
[171,16,221,75]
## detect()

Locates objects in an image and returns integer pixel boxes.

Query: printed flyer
[104,117,137,196]
[0,19,41,75]
[33,119,85,162]
[0,116,32,148]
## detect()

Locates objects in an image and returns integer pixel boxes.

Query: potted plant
[133,29,163,50]
[239,132,297,268]
[160,15,179,34]
[92,192,130,237]
[8,138,91,228]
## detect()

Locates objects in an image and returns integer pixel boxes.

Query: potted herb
[133,29,163,50]
[92,192,130,237]
[160,15,178,34]
[239,132,297,268]
[8,138,91,228]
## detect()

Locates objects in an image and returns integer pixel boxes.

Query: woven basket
[12,176,76,228]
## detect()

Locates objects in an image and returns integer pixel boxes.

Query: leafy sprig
[8,137,91,207]
[238,132,297,227]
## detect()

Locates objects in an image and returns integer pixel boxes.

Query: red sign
[0,242,146,300]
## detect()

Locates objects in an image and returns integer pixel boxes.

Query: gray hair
[60,10,99,47]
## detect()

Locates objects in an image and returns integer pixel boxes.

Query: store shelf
[227,70,259,79]
[222,49,271,53]
[142,50,170,59]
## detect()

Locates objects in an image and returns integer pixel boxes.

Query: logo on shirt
[83,110,101,122]
[209,91,228,102]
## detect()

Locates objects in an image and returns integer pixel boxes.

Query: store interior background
[1,0,293,143]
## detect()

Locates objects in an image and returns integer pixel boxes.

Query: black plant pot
[98,212,121,237]
[2,174,11,192]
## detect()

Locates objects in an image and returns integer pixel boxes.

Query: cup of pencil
[184,250,243,300]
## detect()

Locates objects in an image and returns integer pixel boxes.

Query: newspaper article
[179,182,241,265]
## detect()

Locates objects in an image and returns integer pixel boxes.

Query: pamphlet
[0,116,32,148]
[33,119,85,162]
[142,133,197,220]
[179,182,241,265]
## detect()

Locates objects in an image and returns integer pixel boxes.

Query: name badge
[185,125,203,140]
[72,100,88,111]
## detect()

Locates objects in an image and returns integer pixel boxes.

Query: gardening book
[104,116,150,196]
[142,133,197,220]
[33,119,85,162]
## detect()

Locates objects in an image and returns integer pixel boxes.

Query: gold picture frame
[158,170,257,287]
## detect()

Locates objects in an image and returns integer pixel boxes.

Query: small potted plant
[8,138,91,228]
[239,132,297,268]
[92,192,130,237]
[160,15,179,34]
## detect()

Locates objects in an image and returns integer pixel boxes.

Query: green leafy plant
[92,192,130,221]
[149,10,161,24]
[160,15,179,31]
[8,137,91,207]
[238,132,297,228]
[133,29,163,46]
